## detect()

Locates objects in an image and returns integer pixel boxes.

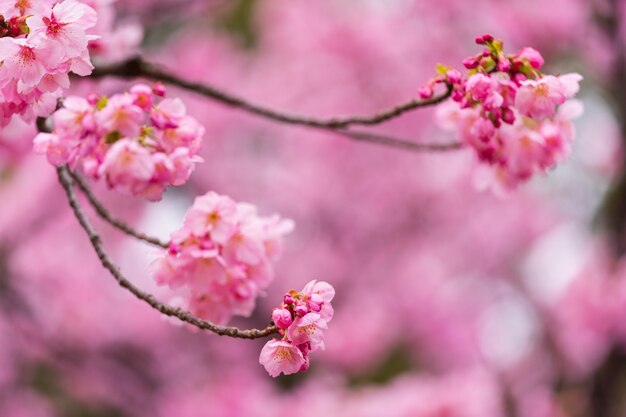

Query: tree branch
[68,171,169,249]
[91,56,453,130]
[56,165,277,340]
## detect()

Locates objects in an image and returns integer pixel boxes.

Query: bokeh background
[2,0,626,416]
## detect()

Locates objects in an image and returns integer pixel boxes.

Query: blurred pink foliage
[1,0,625,416]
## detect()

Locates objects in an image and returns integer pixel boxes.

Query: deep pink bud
[446,69,462,84]
[482,34,494,42]
[418,86,434,99]
[294,304,308,317]
[272,308,293,329]
[283,294,295,304]
[152,82,167,97]
[463,57,479,69]
[452,89,464,102]
[502,107,516,124]
[87,93,99,106]
[475,35,485,44]
[498,55,511,72]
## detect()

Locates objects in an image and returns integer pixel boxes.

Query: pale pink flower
[151,98,186,129]
[0,38,50,91]
[0,0,54,16]
[184,192,238,243]
[558,73,583,98]
[286,312,328,349]
[95,94,144,138]
[259,339,305,377]
[53,96,94,138]
[466,73,494,102]
[27,0,98,61]
[301,280,335,322]
[517,47,544,69]
[515,76,566,119]
[99,138,155,192]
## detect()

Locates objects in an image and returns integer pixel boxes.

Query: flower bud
[272,308,293,329]
[418,86,433,99]
[446,69,462,85]
[152,82,167,97]
[502,107,516,124]
[294,304,308,317]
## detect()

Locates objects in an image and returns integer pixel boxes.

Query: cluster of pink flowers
[0,0,98,126]
[429,34,583,192]
[34,83,205,200]
[151,191,295,324]
[260,280,335,377]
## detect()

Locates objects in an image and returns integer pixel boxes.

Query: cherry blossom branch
[67,171,169,249]
[56,165,278,339]
[90,56,453,129]
[87,56,461,154]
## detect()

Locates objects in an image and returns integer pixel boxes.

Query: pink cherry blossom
[151,191,293,324]
[517,47,545,69]
[259,339,305,377]
[515,76,567,119]
[34,84,205,200]
[286,312,328,349]
[27,0,98,60]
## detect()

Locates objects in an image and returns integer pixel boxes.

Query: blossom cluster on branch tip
[0,0,98,126]
[424,34,583,193]
[151,191,295,325]
[34,83,205,200]
[260,280,335,377]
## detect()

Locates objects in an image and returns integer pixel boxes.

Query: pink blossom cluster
[0,0,98,126]
[260,280,335,377]
[152,191,295,324]
[34,83,205,200]
[430,34,584,192]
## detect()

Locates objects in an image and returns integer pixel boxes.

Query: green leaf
[96,96,108,111]
[105,131,121,144]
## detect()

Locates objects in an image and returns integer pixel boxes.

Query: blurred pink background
[2,0,626,416]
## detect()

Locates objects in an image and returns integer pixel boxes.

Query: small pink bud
[283,294,295,304]
[502,107,516,124]
[87,93,99,105]
[446,69,462,84]
[482,34,494,43]
[452,89,464,102]
[463,57,479,69]
[418,86,433,99]
[294,305,308,317]
[152,82,167,97]
[498,55,511,72]
[272,308,293,329]
[475,35,485,44]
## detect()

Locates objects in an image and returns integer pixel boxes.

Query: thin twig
[340,130,463,152]
[56,165,277,339]
[68,171,169,249]
[91,56,453,130]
